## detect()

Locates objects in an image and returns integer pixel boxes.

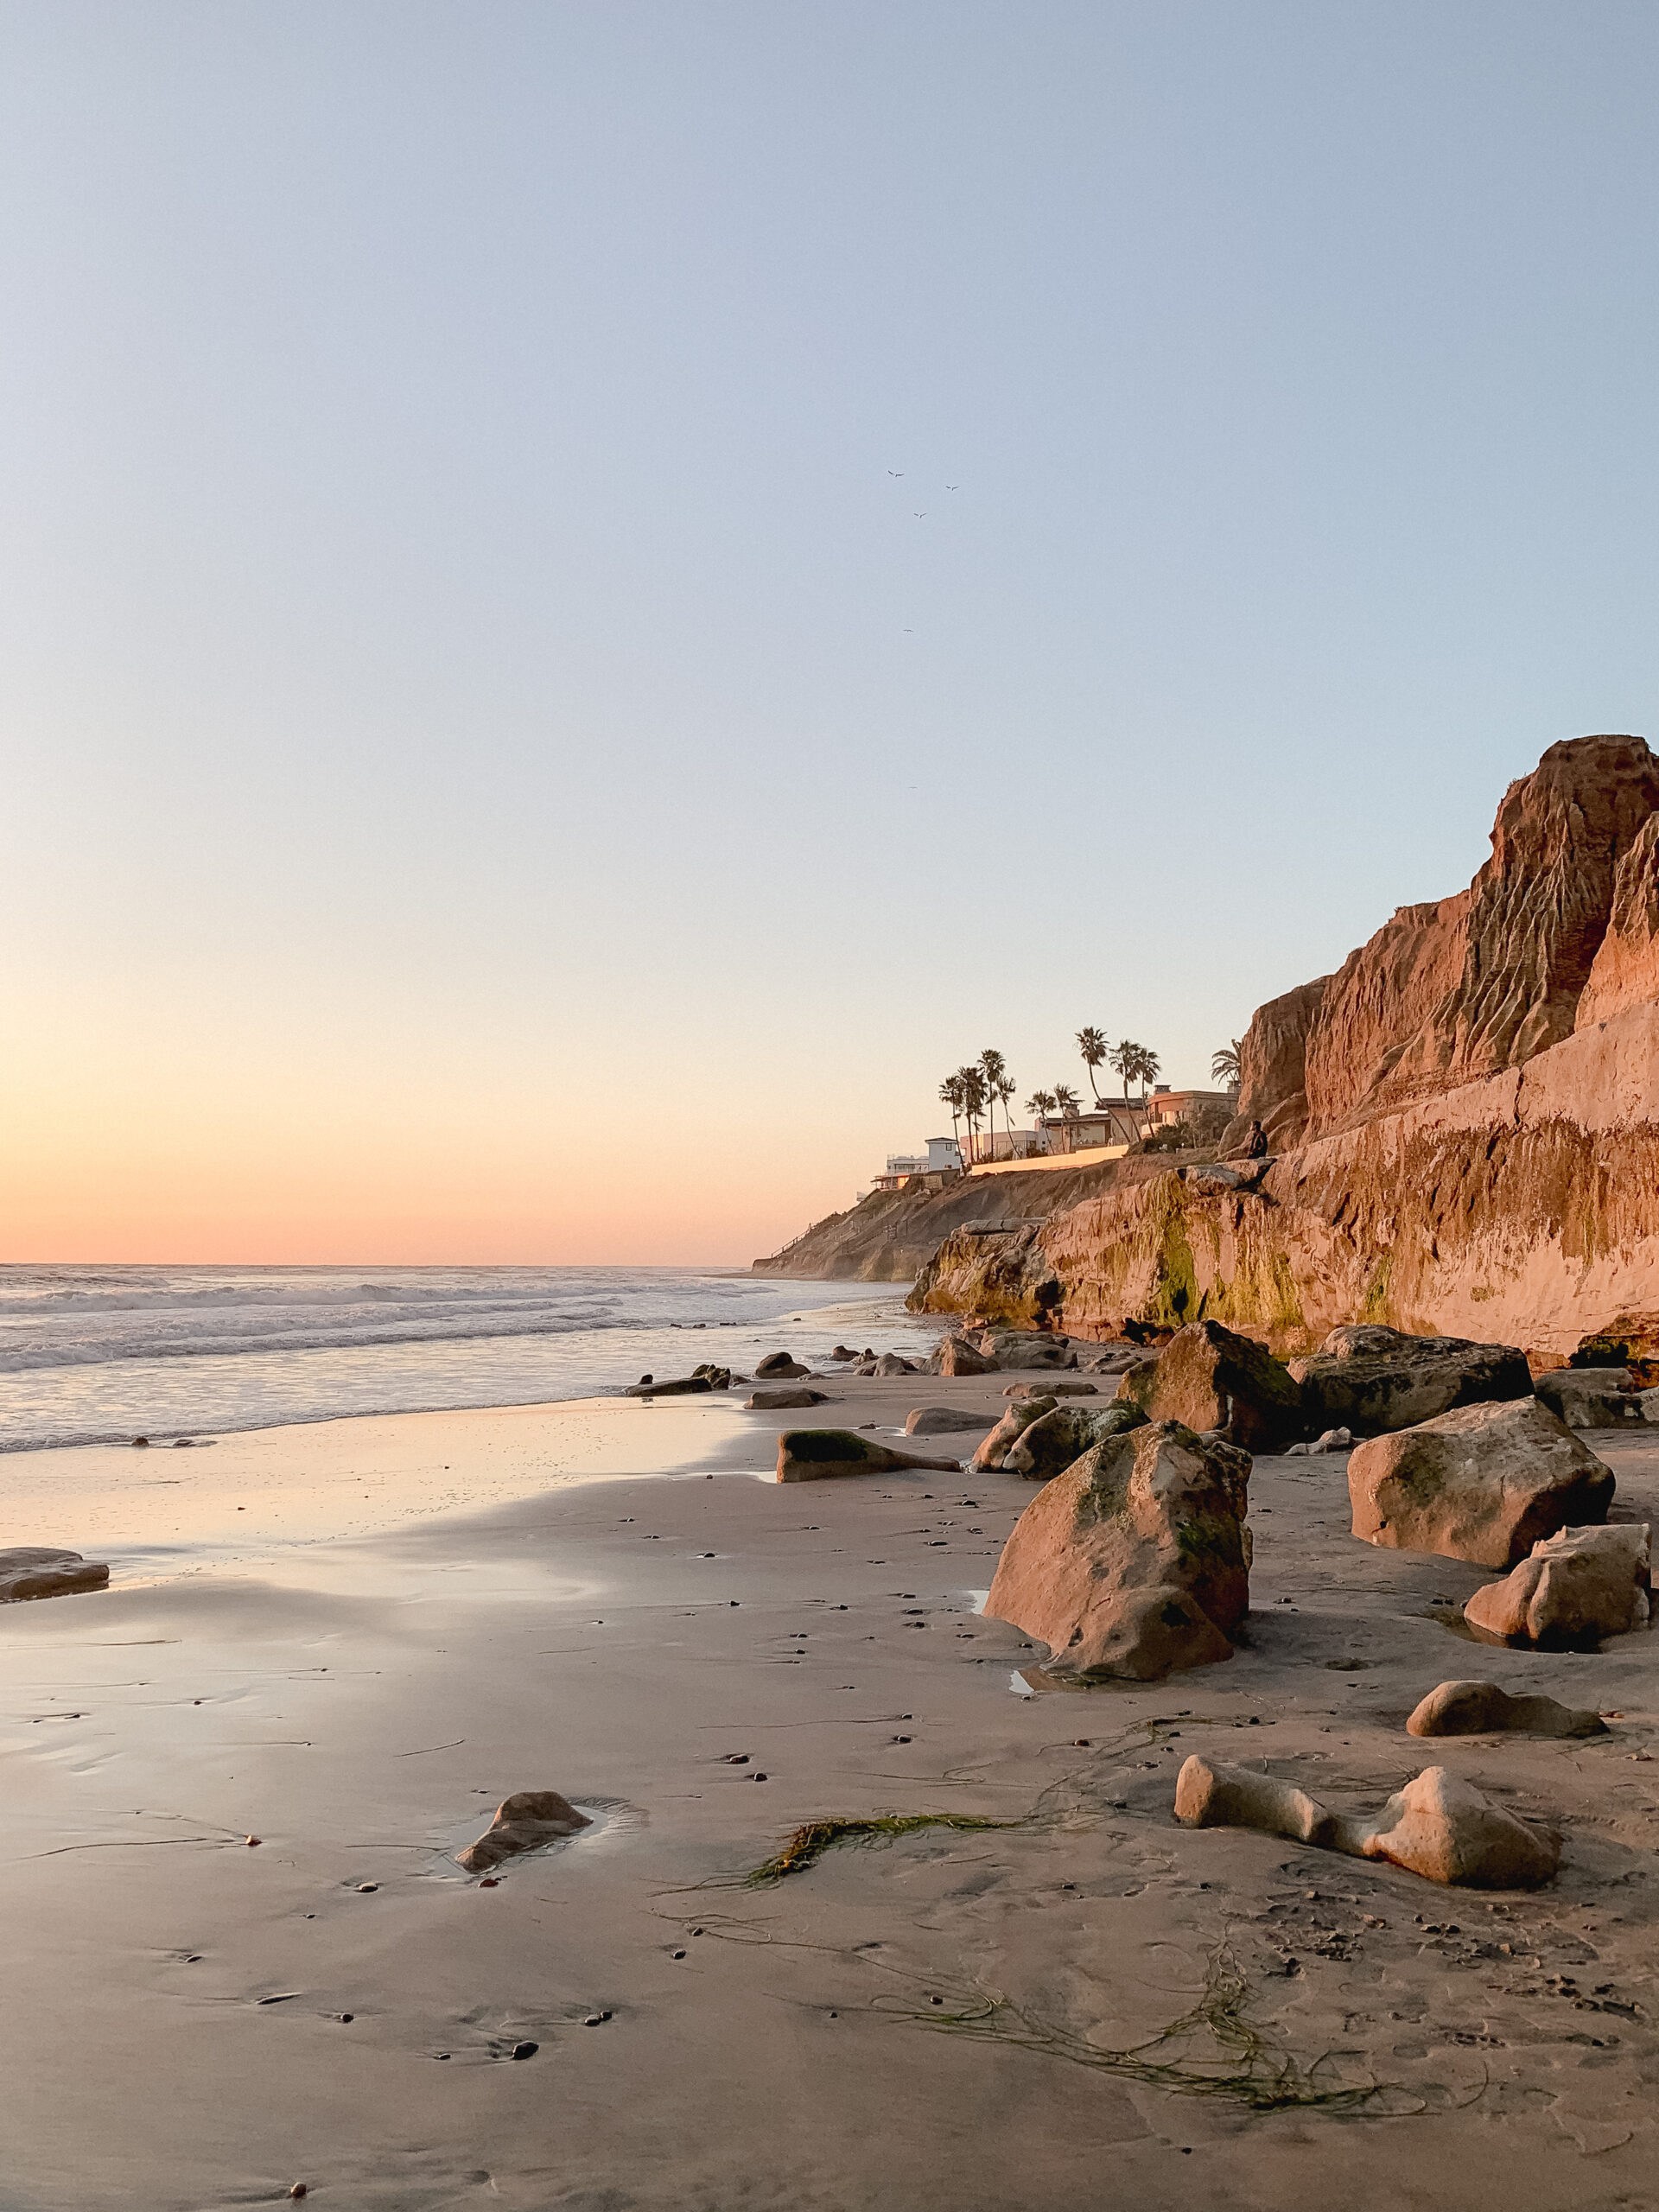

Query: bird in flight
[913,511,926,518]
[888,470,904,477]
[945,483,958,491]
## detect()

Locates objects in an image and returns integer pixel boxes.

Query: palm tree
[957,1064,989,1164]
[1026,1088,1057,1155]
[938,1074,965,1163]
[978,1048,1007,1160]
[1211,1039,1243,1091]
[1076,1026,1109,1103]
[1111,1039,1160,1103]
[1052,1083,1080,1153]
[994,1074,1016,1156]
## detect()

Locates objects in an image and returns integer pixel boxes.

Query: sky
[4,1,1659,1264]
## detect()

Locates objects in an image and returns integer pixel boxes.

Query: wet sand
[4,1375,1659,2209]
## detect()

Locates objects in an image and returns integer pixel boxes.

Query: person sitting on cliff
[1243,1119,1268,1159]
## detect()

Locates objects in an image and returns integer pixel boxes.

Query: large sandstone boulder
[457,1790,590,1873]
[1349,1396,1615,1567]
[776,1430,960,1482]
[1464,1522,1650,1648]
[984,1420,1251,1680]
[1175,1756,1560,1887]
[1406,1680,1607,1738]
[1534,1368,1645,1428]
[1004,1401,1147,1479]
[871,1352,918,1376]
[972,1395,1060,1470]
[1114,1319,1305,1451]
[1290,1325,1532,1435]
[0,1548,111,1602]
[931,1336,999,1376]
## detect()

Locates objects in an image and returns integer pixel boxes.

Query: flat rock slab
[746,1388,829,1409]
[1003,1381,1097,1399]
[1348,1395,1615,1567]
[457,1790,591,1873]
[0,1548,110,1602]
[625,1376,713,1397]
[903,1406,987,1435]
[1406,1680,1607,1738]
[775,1430,960,1482]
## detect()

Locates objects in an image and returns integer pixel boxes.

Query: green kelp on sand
[744,1813,1020,1887]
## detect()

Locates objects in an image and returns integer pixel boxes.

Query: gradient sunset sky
[6,2,1659,1263]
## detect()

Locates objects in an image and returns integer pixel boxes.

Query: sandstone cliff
[912,735,1659,1357]
[1232,734,1659,1149]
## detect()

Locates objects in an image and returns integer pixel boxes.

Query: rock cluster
[984,1420,1251,1680]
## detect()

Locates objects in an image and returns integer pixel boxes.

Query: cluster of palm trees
[938,1030,1168,1163]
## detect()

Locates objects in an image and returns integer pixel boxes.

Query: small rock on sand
[457,1790,591,1874]
[747,1387,829,1409]
[1406,1680,1607,1738]
[0,1548,111,1603]
[904,1406,987,1435]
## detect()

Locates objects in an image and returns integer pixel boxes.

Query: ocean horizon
[0,1263,941,1452]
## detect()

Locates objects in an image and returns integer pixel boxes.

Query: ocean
[0,1264,944,1452]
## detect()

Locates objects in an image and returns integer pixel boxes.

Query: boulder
[1406,1680,1608,1739]
[1464,1522,1650,1648]
[776,1430,961,1482]
[691,1363,732,1389]
[1285,1426,1353,1457]
[0,1548,111,1603]
[931,1336,999,1376]
[829,1345,860,1362]
[755,1352,810,1379]
[985,1333,1078,1370]
[1004,1380,1097,1399]
[972,1395,1061,1470]
[625,1374,713,1397]
[871,1353,918,1376]
[1534,1368,1644,1428]
[1289,1325,1532,1435]
[1114,1319,1305,1451]
[1004,1402,1148,1480]
[983,1420,1251,1680]
[1083,1351,1141,1375]
[904,1405,988,1436]
[1175,1756,1560,1887]
[746,1388,829,1409]
[457,1790,591,1873]
[1348,1396,1615,1567]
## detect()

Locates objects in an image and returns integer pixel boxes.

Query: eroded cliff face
[1238,734,1659,1144]
[912,1002,1659,1356]
[911,735,1659,1357]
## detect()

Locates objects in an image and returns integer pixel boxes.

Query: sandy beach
[2,1369,1658,2209]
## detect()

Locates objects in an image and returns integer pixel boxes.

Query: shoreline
[6,1371,1659,2204]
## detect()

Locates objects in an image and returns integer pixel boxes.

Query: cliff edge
[910,734,1659,1357]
